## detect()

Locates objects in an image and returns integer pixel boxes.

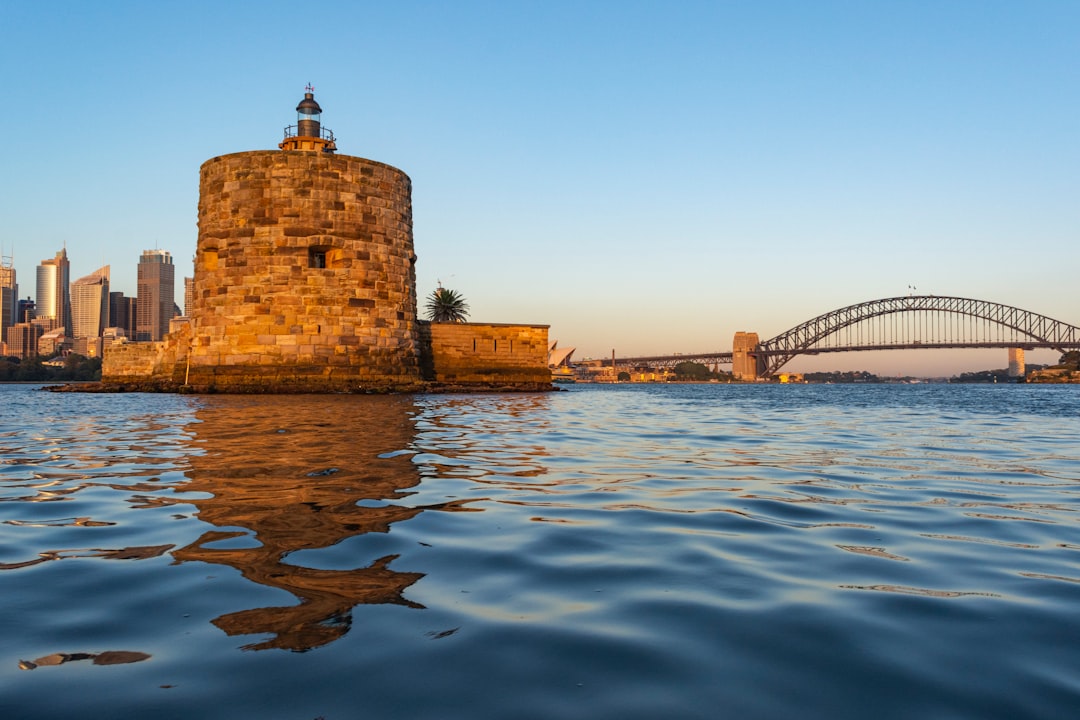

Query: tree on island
[669,361,732,382]
[425,287,470,323]
[1057,351,1080,370]
[803,370,880,383]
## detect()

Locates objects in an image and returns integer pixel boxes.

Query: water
[1,383,1079,719]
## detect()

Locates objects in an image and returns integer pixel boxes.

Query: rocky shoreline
[44,380,559,394]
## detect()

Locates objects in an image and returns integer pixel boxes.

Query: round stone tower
[187,90,421,391]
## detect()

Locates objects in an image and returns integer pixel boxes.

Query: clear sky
[1,1,1076,376]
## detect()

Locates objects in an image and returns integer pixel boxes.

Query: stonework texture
[188,150,420,391]
[420,322,551,385]
[100,148,553,393]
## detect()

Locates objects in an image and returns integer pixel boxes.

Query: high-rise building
[71,266,110,339]
[36,249,71,337]
[17,298,35,323]
[0,256,16,344]
[136,250,175,341]
[109,292,137,339]
[7,322,43,359]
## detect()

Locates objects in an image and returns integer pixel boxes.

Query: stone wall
[102,320,190,386]
[187,150,420,391]
[99,147,554,393]
[421,322,551,386]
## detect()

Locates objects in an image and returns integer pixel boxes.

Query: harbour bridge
[613,295,1080,379]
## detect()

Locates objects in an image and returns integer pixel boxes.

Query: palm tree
[425,287,470,322]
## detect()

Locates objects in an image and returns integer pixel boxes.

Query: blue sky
[1,1,1076,375]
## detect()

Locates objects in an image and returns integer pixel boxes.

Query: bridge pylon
[732,331,760,381]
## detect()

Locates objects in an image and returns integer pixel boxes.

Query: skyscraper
[136,250,174,342]
[0,255,16,344]
[109,292,137,339]
[36,249,71,336]
[71,266,110,339]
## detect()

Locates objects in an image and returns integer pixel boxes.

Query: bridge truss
[612,296,1080,378]
[610,351,733,370]
[755,295,1080,377]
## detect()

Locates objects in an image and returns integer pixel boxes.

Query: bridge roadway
[611,295,1080,377]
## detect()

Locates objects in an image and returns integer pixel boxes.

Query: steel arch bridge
[613,296,1080,378]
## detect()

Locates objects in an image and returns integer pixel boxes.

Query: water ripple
[1,383,1079,719]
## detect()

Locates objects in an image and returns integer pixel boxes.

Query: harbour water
[1,382,1079,719]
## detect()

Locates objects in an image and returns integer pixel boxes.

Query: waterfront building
[71,266,110,340]
[136,250,175,342]
[36,249,71,337]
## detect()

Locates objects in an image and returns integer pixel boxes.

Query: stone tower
[187,90,421,390]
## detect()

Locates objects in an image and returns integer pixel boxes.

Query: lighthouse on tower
[100,88,553,392]
[279,85,337,153]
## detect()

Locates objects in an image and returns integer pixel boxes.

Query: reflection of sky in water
[1,384,1079,718]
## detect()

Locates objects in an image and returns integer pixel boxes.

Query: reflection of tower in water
[173,396,460,652]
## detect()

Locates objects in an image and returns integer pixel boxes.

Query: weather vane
[305,82,315,93]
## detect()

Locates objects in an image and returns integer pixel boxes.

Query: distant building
[73,336,103,358]
[17,297,35,323]
[102,326,127,350]
[36,249,71,337]
[109,292,137,339]
[7,322,43,360]
[38,327,68,357]
[31,315,60,335]
[0,257,16,345]
[71,266,110,340]
[548,341,576,382]
[136,250,175,342]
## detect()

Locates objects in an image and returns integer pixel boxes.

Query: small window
[203,249,219,271]
[309,245,343,269]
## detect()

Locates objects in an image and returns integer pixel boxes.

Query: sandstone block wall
[189,151,420,391]
[421,322,551,385]
[732,331,760,381]
[102,320,191,385]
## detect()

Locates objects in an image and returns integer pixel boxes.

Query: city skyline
[1,2,1077,374]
